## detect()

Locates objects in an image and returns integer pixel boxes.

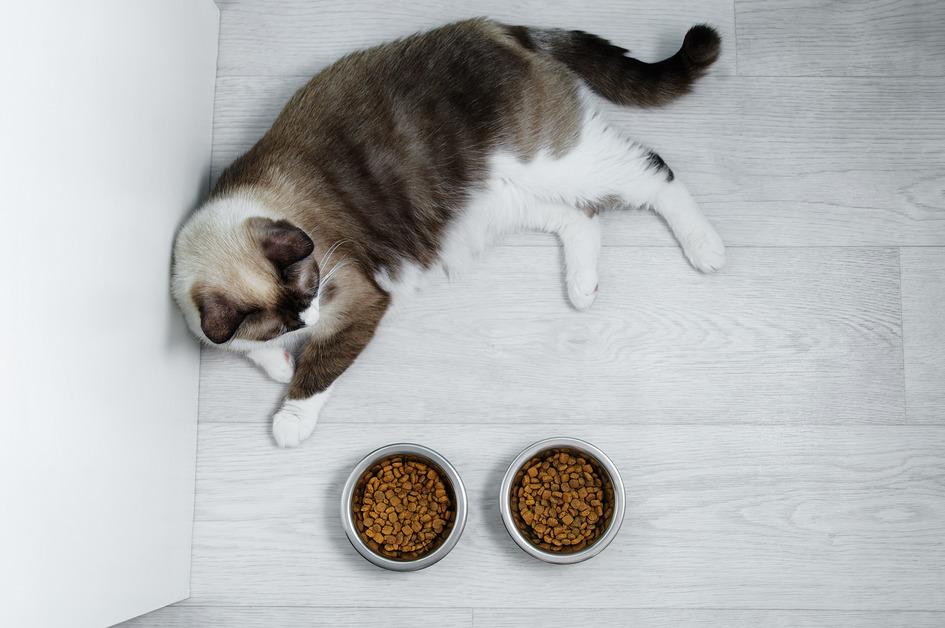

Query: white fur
[271,386,333,448]
[374,259,433,297]
[300,300,320,327]
[561,214,601,310]
[246,346,295,384]
[225,328,313,362]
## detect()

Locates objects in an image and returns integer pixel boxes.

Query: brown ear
[249,218,314,271]
[195,291,246,344]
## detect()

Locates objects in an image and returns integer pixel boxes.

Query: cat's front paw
[270,389,333,448]
[567,270,599,311]
[271,402,317,448]
[682,225,726,273]
[248,348,295,384]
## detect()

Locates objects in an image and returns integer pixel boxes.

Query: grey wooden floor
[124,1,945,626]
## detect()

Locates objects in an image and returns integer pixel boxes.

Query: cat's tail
[505,23,721,107]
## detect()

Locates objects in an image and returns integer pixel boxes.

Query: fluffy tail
[506,24,721,107]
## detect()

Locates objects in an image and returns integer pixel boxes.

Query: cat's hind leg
[582,110,727,273]
[557,211,602,311]
[458,179,603,310]
[497,105,726,273]
[648,175,726,273]
[514,197,602,310]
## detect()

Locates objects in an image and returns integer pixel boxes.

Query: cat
[171,18,725,448]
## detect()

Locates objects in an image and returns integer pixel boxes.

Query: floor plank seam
[197,420,941,427]
[898,248,909,423]
[173,603,945,613]
[731,0,738,76]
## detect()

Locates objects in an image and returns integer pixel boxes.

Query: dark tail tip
[681,24,721,68]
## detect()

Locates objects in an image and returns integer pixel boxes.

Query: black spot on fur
[646,150,674,182]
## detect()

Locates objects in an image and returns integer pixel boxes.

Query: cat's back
[274,20,531,136]
[213,18,581,219]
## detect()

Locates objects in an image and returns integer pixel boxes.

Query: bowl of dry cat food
[341,443,467,571]
[499,437,626,564]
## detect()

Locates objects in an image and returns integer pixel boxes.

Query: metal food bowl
[341,443,467,571]
[499,437,626,564]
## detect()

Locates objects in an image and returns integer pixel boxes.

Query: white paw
[567,270,599,311]
[270,388,333,448]
[272,402,318,448]
[248,348,294,384]
[682,225,726,273]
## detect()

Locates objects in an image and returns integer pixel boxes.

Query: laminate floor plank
[200,246,903,426]
[735,0,945,77]
[475,609,945,628]
[117,606,471,627]
[184,422,945,609]
[902,247,945,423]
[213,0,736,77]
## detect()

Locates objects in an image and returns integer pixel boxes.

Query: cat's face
[173,208,321,346]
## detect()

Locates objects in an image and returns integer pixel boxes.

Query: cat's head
[171,196,321,347]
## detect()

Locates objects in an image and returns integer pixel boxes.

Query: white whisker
[319,259,351,291]
[319,238,350,269]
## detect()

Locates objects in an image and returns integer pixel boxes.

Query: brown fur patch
[288,269,390,398]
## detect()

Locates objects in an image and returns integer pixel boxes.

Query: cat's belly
[373,173,530,298]
[373,150,588,298]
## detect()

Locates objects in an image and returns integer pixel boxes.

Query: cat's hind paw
[567,270,599,311]
[681,225,726,274]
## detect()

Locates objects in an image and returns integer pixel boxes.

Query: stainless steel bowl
[499,437,626,564]
[341,443,467,571]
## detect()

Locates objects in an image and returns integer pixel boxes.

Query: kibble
[510,449,613,553]
[352,456,454,560]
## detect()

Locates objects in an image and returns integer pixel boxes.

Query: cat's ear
[195,291,246,344]
[249,217,314,271]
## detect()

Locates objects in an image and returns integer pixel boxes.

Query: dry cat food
[352,455,455,560]
[510,448,614,552]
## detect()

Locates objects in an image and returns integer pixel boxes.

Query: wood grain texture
[184,422,945,609]
[200,246,903,425]
[902,247,945,423]
[210,75,945,246]
[475,609,945,628]
[735,0,945,77]
[118,606,945,627]
[118,606,471,627]
[213,0,735,77]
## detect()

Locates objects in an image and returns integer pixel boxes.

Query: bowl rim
[340,442,468,571]
[499,436,626,564]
